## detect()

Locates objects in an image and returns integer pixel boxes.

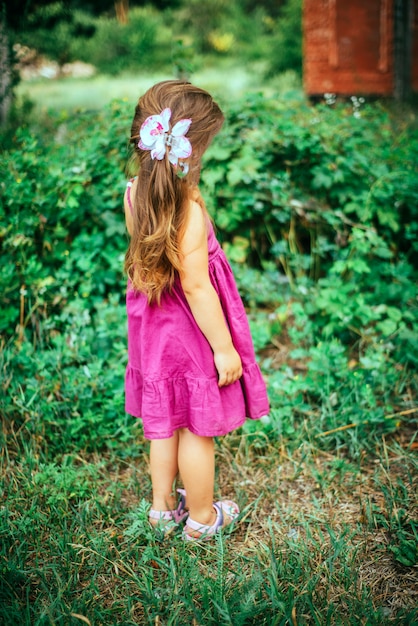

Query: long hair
[124,80,224,305]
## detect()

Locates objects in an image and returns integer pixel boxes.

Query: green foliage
[202,94,416,453]
[203,94,418,265]
[9,0,302,77]
[14,3,175,75]
[265,0,303,76]
[71,7,172,75]
[18,3,97,65]
[1,112,126,328]
[1,82,417,626]
[1,92,417,461]
[1,100,132,455]
[202,93,418,361]
[177,0,237,53]
[174,0,302,71]
[261,330,411,457]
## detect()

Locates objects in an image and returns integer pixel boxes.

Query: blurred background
[2,0,303,115]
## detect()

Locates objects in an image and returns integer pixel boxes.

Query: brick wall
[303,0,417,96]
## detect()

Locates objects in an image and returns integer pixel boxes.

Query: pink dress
[125,196,269,440]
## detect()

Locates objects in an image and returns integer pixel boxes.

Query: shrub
[1,103,129,335]
[202,93,418,275]
[1,94,417,458]
[18,3,97,66]
[201,93,417,450]
[71,7,172,75]
[1,102,131,454]
[265,0,303,77]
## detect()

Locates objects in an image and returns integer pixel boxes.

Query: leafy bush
[71,7,172,75]
[265,0,303,76]
[201,93,417,450]
[202,94,418,359]
[1,103,128,333]
[176,0,240,54]
[15,4,174,75]
[1,101,131,454]
[203,94,418,262]
[18,3,97,65]
[11,0,303,77]
[1,93,417,459]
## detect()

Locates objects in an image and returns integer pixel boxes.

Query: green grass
[15,63,303,114]
[1,433,417,625]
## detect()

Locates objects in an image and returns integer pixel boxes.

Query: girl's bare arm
[123,180,136,236]
[180,201,242,387]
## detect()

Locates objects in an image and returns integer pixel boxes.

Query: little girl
[124,80,269,541]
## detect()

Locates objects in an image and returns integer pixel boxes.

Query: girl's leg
[150,431,179,512]
[178,429,216,526]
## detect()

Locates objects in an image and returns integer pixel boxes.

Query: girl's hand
[214,347,243,387]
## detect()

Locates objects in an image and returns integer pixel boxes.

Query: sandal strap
[183,500,240,541]
[214,499,240,520]
[149,508,174,521]
[185,503,223,534]
[149,488,188,523]
[172,488,188,523]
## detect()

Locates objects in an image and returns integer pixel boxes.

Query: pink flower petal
[140,113,167,147]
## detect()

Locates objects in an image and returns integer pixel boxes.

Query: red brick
[303,0,417,96]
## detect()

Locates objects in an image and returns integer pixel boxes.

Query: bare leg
[150,431,179,512]
[178,429,216,527]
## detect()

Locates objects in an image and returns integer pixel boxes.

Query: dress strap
[126,178,135,214]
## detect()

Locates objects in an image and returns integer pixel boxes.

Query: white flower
[138,107,192,167]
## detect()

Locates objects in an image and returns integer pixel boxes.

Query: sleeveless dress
[125,187,269,440]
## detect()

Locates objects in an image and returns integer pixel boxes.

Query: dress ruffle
[125,361,268,439]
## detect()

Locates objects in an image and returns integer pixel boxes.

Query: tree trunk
[0,15,12,127]
[115,0,129,24]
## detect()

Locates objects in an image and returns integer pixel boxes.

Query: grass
[1,430,417,625]
[15,62,303,114]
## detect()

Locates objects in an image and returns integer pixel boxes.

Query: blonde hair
[124,80,224,305]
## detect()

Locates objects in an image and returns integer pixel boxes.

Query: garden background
[1,1,417,624]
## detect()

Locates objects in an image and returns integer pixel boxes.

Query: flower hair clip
[139,108,192,174]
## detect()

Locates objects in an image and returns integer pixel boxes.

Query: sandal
[149,488,188,534]
[182,500,240,542]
